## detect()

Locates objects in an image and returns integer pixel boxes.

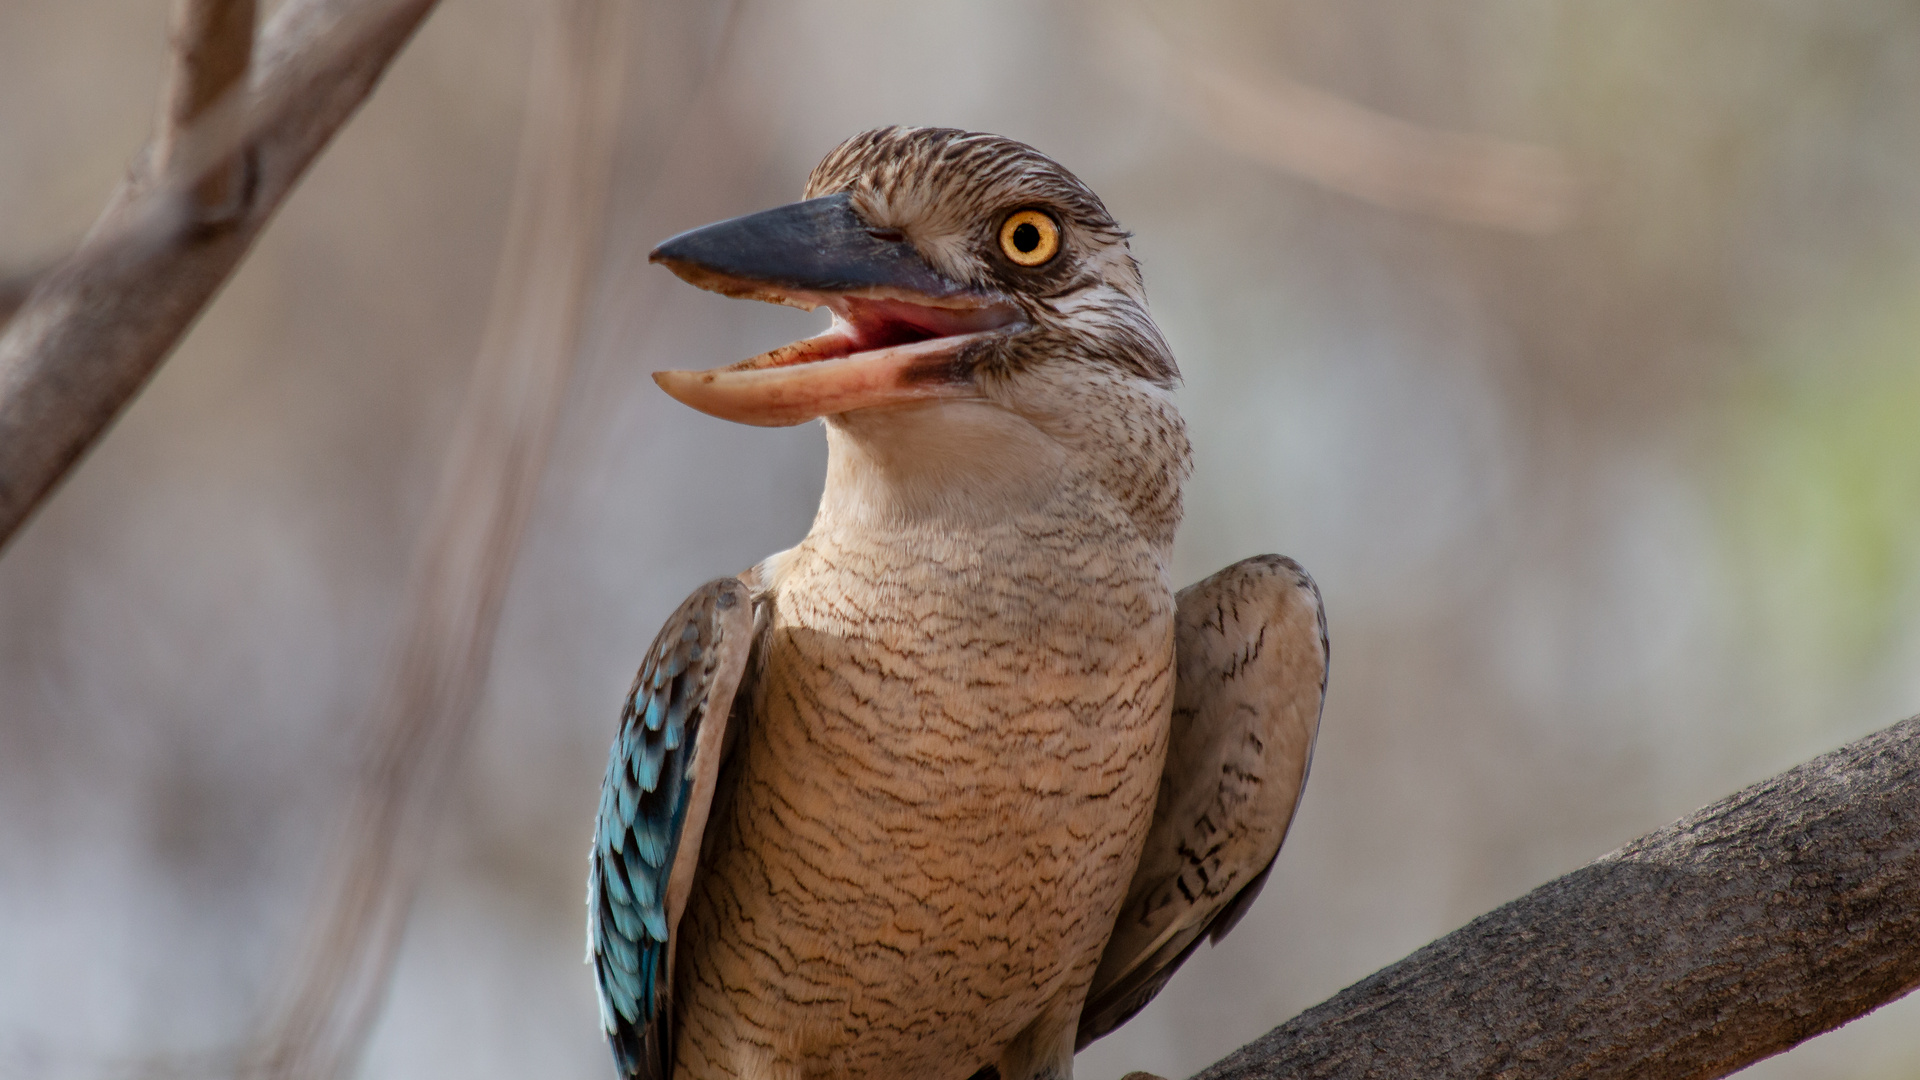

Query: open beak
[648,192,1020,426]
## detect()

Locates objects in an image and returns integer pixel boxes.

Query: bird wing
[590,577,758,1080]
[1077,555,1329,1049]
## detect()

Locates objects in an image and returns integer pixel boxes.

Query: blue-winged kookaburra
[589,127,1328,1080]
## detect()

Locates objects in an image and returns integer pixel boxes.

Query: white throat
[816,400,1070,531]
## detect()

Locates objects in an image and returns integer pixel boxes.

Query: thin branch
[1114,6,1577,234]
[1182,63,1578,235]
[0,0,444,554]
[1192,715,1920,1080]
[243,2,629,1076]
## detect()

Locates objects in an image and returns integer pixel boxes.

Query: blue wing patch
[590,578,755,1080]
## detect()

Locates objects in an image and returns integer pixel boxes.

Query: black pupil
[1012,221,1041,253]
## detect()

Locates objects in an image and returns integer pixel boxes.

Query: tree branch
[1180,61,1578,235]
[244,2,629,1076]
[0,0,444,554]
[1105,4,1576,234]
[1193,715,1920,1080]
[157,0,257,219]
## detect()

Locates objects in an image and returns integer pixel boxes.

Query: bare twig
[1113,6,1576,234]
[157,0,257,219]
[0,0,444,554]
[1194,715,1920,1080]
[1183,63,1578,235]
[244,2,629,1076]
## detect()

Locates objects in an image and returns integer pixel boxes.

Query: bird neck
[816,400,1070,532]
[812,382,1190,555]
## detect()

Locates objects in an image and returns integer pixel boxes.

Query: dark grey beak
[648,192,969,305]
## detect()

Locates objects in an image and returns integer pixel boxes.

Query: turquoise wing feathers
[590,578,756,1080]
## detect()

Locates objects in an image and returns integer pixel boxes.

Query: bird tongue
[652,295,1019,427]
[729,297,1014,371]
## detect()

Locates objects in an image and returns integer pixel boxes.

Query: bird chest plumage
[672,404,1181,1078]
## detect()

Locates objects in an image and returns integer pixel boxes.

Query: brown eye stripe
[999,210,1060,266]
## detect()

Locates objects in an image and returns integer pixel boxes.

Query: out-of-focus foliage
[2,2,1918,1079]
[1726,284,1920,691]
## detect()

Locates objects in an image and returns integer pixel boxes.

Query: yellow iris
[998,210,1060,266]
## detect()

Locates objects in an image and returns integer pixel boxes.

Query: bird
[588,127,1329,1080]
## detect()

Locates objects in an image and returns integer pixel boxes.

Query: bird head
[649,127,1179,426]
[650,127,1189,542]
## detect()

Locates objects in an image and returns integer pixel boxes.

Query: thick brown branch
[0,0,442,554]
[1195,716,1920,1080]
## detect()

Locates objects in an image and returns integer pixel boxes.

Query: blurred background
[4,0,1920,1077]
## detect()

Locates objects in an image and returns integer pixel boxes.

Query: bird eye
[998,210,1060,267]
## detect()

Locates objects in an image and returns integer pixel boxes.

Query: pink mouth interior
[732,296,1018,371]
